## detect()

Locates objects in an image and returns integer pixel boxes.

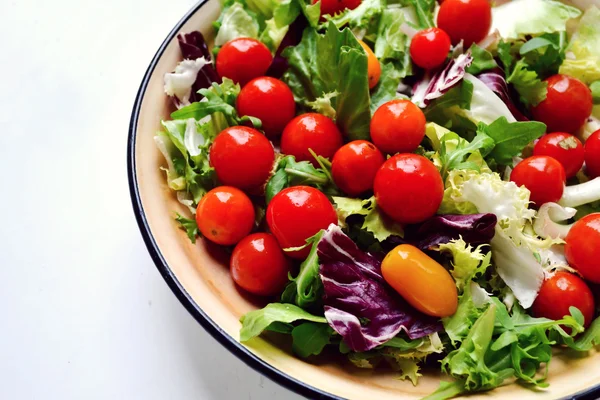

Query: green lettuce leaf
[291,322,333,357]
[214,2,260,46]
[282,23,371,140]
[400,0,436,29]
[239,303,327,342]
[591,81,600,104]
[333,196,404,241]
[465,44,497,75]
[322,0,383,29]
[491,0,580,41]
[438,238,492,291]
[175,213,199,243]
[559,6,600,85]
[506,60,547,106]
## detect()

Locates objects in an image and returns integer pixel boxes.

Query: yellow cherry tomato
[381,244,458,317]
[358,39,381,89]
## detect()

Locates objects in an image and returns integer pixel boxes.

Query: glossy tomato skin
[266,186,337,259]
[196,186,255,246]
[237,77,296,138]
[332,140,385,196]
[313,0,361,17]
[370,99,426,154]
[358,40,381,89]
[281,113,343,166]
[210,126,275,190]
[533,132,584,178]
[409,28,451,70]
[230,233,291,296]
[565,213,600,283]
[531,75,593,134]
[382,244,458,317]
[216,38,272,86]
[510,156,566,206]
[437,0,492,46]
[532,271,595,327]
[585,129,600,178]
[373,154,444,224]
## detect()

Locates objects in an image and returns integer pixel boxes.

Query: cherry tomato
[373,154,443,224]
[532,271,595,327]
[313,0,361,17]
[332,140,385,196]
[266,186,337,259]
[210,126,275,190]
[216,38,272,86]
[281,113,343,166]
[531,75,593,134]
[382,244,458,317]
[533,132,584,178]
[370,99,426,154]
[565,213,600,283]
[196,186,255,246]
[510,156,566,206]
[409,28,451,70]
[437,0,492,46]
[237,77,296,138]
[358,40,381,89]
[230,233,291,296]
[585,129,600,178]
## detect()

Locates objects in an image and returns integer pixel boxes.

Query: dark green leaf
[478,117,546,165]
[265,321,294,334]
[292,322,332,357]
[265,167,289,204]
[370,62,405,113]
[281,231,324,308]
[506,60,547,106]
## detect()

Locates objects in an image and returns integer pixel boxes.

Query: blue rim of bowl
[127,1,600,399]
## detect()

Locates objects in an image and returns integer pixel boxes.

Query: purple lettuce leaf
[412,52,473,107]
[401,213,497,250]
[476,69,529,122]
[165,31,221,108]
[266,18,305,79]
[318,225,442,352]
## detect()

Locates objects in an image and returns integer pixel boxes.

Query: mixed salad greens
[156,0,600,397]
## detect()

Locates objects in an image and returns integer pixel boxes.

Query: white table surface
[0,1,304,399]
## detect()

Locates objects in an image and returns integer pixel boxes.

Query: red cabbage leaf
[318,225,442,352]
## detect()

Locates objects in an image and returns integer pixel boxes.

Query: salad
[156,0,600,397]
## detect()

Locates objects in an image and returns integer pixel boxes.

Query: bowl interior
[130,1,600,398]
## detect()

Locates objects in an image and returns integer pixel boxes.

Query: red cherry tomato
[281,113,343,166]
[196,186,255,246]
[533,132,584,178]
[585,129,600,178]
[565,213,600,283]
[230,233,291,296]
[216,38,272,86]
[373,154,444,224]
[313,0,361,17]
[370,99,426,154]
[409,28,452,70]
[237,77,296,138]
[510,156,566,206]
[532,271,595,327]
[266,186,337,259]
[210,126,275,190]
[437,0,492,47]
[531,75,593,134]
[332,140,385,196]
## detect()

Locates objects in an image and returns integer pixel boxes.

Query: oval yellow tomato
[381,244,458,317]
[358,39,381,89]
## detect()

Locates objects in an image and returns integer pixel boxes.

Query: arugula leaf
[333,196,404,241]
[291,322,332,357]
[477,117,546,165]
[175,213,199,243]
[282,23,371,140]
[239,303,327,342]
[281,231,325,308]
[265,155,338,203]
[465,44,497,75]
[437,131,495,179]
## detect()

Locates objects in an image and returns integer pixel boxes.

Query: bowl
[128,1,600,398]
